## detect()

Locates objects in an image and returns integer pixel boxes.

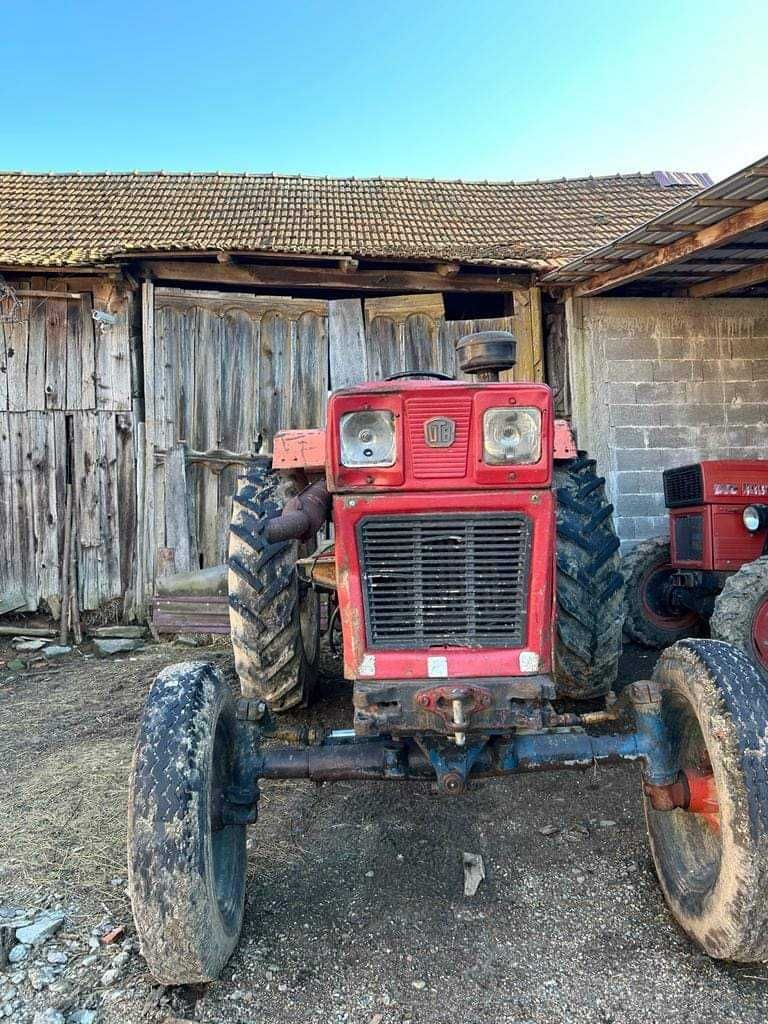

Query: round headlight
[482,407,542,465]
[743,505,762,532]
[340,410,396,468]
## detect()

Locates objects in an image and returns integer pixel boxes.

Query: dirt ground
[1,637,768,1024]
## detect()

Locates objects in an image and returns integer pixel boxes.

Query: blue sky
[1,0,765,183]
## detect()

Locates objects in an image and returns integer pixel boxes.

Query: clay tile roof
[0,170,710,268]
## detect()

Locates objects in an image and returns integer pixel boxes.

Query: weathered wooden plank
[100,413,122,601]
[137,279,157,612]
[329,299,368,388]
[365,293,445,322]
[116,412,137,602]
[94,280,132,411]
[25,276,48,410]
[72,286,97,409]
[0,412,25,612]
[294,311,328,428]
[7,414,37,610]
[164,442,192,574]
[258,310,287,453]
[147,261,526,293]
[73,411,102,609]
[156,287,327,319]
[403,313,440,372]
[5,289,30,412]
[44,280,68,411]
[28,411,61,616]
[193,305,222,567]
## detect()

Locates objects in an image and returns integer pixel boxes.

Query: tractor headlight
[743,504,768,533]
[340,410,396,468]
[482,407,542,465]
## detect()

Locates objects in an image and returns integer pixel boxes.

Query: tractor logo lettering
[744,483,768,496]
[424,417,456,448]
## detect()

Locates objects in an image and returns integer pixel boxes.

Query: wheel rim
[646,692,722,915]
[639,561,699,633]
[210,716,246,930]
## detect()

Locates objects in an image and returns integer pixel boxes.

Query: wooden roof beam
[688,258,768,297]
[695,197,756,209]
[572,198,768,296]
[140,258,527,293]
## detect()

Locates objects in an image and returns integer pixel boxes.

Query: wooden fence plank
[164,442,192,574]
[0,413,25,613]
[193,305,222,568]
[26,277,48,410]
[45,281,68,411]
[328,298,368,388]
[5,291,30,412]
[73,411,101,609]
[116,412,137,602]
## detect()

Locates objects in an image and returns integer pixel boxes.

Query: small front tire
[128,662,247,984]
[622,536,703,648]
[711,555,768,673]
[645,639,768,962]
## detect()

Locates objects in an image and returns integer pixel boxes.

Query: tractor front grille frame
[663,464,704,508]
[357,513,532,650]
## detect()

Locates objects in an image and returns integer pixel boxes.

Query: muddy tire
[128,662,247,984]
[711,556,768,673]
[228,459,320,712]
[622,536,704,648]
[553,453,625,700]
[645,639,768,961]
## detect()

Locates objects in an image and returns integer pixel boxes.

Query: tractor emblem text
[424,417,456,448]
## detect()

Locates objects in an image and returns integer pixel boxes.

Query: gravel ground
[1,635,768,1024]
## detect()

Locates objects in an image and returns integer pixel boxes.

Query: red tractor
[623,460,768,670]
[127,333,768,984]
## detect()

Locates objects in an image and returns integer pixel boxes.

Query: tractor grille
[358,514,532,649]
[673,513,704,562]
[663,464,704,508]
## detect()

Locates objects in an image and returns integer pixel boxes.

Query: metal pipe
[265,479,331,543]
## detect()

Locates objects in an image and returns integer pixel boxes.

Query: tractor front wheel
[644,639,768,961]
[622,537,703,648]
[228,459,321,713]
[711,555,768,673]
[553,453,625,700]
[128,662,247,984]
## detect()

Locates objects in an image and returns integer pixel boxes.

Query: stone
[537,825,559,836]
[68,1013,97,1024]
[8,944,28,964]
[46,949,68,964]
[93,638,143,656]
[6,659,25,671]
[101,967,121,986]
[29,966,57,990]
[42,646,72,659]
[175,635,201,647]
[112,951,130,969]
[89,625,147,639]
[33,1011,65,1024]
[412,980,427,990]
[12,638,47,652]
[16,912,65,945]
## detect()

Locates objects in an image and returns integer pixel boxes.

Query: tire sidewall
[128,662,246,983]
[645,642,759,960]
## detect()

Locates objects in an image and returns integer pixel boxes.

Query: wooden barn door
[151,288,329,569]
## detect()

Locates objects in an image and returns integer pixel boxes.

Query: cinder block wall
[566,297,768,548]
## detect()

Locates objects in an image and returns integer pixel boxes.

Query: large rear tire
[711,555,768,673]
[645,639,768,961]
[128,662,247,984]
[553,453,625,700]
[622,536,704,648]
[228,460,320,713]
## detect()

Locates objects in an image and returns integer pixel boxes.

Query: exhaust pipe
[265,478,331,543]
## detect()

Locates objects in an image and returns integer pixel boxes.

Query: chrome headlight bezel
[340,410,397,468]
[482,406,542,466]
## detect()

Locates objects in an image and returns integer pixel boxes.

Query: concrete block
[634,516,669,540]
[651,360,700,383]
[643,426,695,449]
[635,382,687,405]
[615,470,662,493]
[730,335,768,360]
[609,405,661,427]
[615,492,666,517]
[608,383,637,405]
[604,334,660,360]
[619,448,699,472]
[613,426,647,449]
[726,404,768,426]
[723,381,768,404]
[686,381,725,404]
[606,359,655,383]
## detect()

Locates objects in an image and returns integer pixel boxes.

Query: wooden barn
[0,169,709,621]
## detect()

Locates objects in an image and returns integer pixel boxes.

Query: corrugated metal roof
[544,155,768,293]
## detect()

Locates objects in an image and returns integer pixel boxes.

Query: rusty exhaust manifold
[265,479,331,543]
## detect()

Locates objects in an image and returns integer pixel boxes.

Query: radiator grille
[405,396,472,478]
[674,513,704,562]
[663,464,704,508]
[358,514,531,649]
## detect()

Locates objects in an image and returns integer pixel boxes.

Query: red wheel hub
[644,768,720,832]
[640,563,698,631]
[752,597,768,670]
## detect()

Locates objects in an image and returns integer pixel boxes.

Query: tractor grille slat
[358,514,532,649]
